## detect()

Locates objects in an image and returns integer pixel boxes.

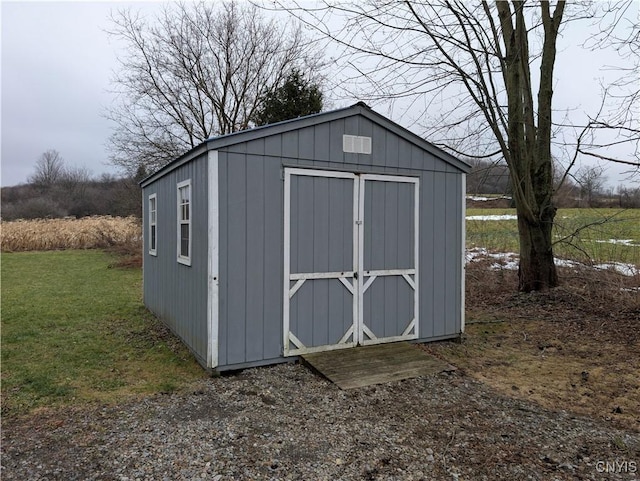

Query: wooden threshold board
[301,342,455,389]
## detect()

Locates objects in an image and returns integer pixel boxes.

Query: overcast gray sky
[2,2,120,186]
[1,1,637,188]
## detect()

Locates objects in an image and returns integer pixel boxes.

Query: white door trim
[283,168,420,355]
[283,168,358,356]
[283,168,292,355]
[359,174,420,345]
[356,175,365,345]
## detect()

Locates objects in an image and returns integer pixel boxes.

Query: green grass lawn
[467,207,640,265]
[1,250,204,417]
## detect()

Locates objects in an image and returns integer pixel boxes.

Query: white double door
[284,168,419,356]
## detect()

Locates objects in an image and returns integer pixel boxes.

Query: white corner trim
[207,150,219,369]
[413,178,420,339]
[141,188,145,283]
[461,174,466,333]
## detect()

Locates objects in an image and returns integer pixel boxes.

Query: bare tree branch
[28,150,65,190]
[106,1,325,174]
[274,0,581,291]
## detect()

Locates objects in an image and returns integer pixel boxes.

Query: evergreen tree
[253,69,323,126]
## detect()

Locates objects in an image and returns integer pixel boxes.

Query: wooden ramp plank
[302,342,454,389]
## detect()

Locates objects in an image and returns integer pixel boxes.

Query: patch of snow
[466,248,520,270]
[490,260,519,271]
[466,215,518,221]
[466,248,517,263]
[465,248,639,276]
[594,239,640,247]
[554,258,582,269]
[466,195,512,201]
[621,287,640,292]
[467,196,491,201]
[593,262,639,277]
[465,247,489,262]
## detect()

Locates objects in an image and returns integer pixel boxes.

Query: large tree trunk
[497,0,564,292]
[516,207,558,292]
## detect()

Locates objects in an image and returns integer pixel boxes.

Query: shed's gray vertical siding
[215,113,463,369]
[422,171,463,338]
[142,154,209,365]
[217,152,284,367]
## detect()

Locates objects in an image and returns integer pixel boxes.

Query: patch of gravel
[2,363,638,481]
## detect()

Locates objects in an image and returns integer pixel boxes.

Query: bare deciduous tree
[106,1,324,175]
[29,149,65,189]
[576,166,606,207]
[282,1,575,291]
[580,1,639,172]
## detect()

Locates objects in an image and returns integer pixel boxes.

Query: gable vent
[343,135,372,154]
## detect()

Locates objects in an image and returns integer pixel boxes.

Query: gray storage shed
[141,102,471,371]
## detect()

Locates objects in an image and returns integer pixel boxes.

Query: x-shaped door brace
[286,268,416,349]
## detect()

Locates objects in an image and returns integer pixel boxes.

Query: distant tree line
[465,160,512,196]
[1,150,141,221]
[466,159,640,208]
[5,147,639,223]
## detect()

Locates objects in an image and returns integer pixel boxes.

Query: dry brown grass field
[0,216,141,253]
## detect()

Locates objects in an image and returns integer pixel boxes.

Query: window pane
[151,225,156,250]
[180,224,189,257]
[180,186,190,203]
[177,182,191,261]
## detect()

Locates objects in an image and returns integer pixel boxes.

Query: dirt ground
[425,261,640,432]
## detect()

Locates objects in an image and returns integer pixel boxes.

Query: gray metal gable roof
[141,102,470,186]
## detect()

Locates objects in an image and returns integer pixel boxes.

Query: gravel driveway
[2,363,638,480]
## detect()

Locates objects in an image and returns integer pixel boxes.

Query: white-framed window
[148,193,157,256]
[177,179,192,265]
